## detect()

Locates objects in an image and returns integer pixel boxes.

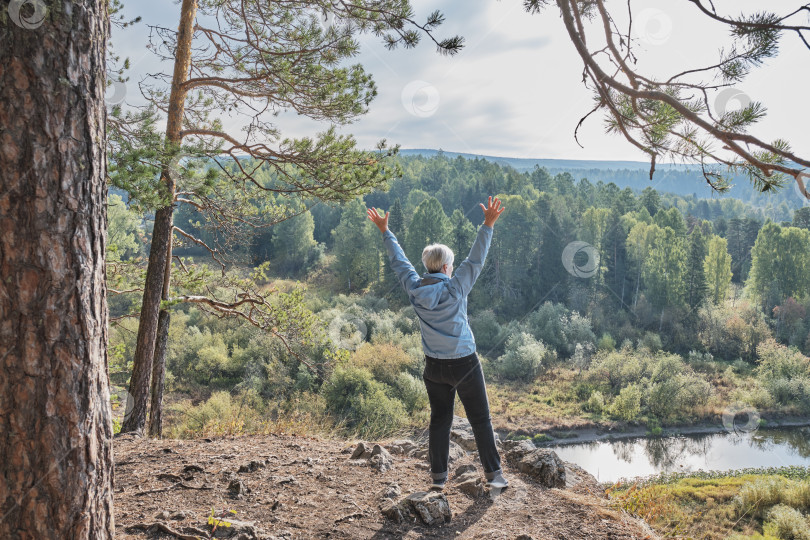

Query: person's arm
[449,196,504,297]
[367,207,420,292]
[449,224,493,297]
[382,229,421,292]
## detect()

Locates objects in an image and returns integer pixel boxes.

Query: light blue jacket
[382,224,494,359]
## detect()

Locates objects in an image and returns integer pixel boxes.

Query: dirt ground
[112,432,658,540]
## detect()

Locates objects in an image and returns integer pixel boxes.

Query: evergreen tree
[389,198,405,237]
[488,195,536,315]
[534,212,569,305]
[639,187,661,216]
[404,197,451,267]
[654,207,687,237]
[271,203,318,276]
[115,0,461,435]
[448,209,477,260]
[529,1,810,196]
[603,210,633,308]
[684,227,709,311]
[333,199,379,291]
[377,198,407,301]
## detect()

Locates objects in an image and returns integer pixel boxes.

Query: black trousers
[422,351,502,481]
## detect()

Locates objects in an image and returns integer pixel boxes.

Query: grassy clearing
[607,467,810,539]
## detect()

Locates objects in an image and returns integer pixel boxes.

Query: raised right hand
[480,196,505,227]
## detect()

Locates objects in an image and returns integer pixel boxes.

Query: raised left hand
[366,207,389,233]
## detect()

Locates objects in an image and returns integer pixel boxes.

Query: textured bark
[123,0,197,434]
[149,226,173,438]
[148,309,169,438]
[121,206,171,434]
[0,1,114,538]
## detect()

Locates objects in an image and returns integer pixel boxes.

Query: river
[547,425,810,484]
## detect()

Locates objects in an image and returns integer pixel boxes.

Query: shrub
[597,333,616,352]
[585,390,605,414]
[495,332,556,380]
[637,332,663,352]
[757,340,810,381]
[647,355,713,422]
[469,309,505,354]
[392,372,429,413]
[525,302,568,354]
[764,504,810,540]
[756,340,810,413]
[589,349,713,422]
[610,384,642,421]
[571,342,595,371]
[524,302,595,357]
[698,301,771,362]
[323,366,407,438]
[351,342,415,386]
[166,389,266,438]
[735,476,791,519]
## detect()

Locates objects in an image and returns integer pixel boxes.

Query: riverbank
[497,413,810,448]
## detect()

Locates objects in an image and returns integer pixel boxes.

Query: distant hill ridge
[399,148,696,173]
[399,149,802,210]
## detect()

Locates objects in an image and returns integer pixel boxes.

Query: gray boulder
[500,439,536,456]
[227,479,249,499]
[369,444,394,472]
[513,448,566,488]
[404,491,452,525]
[350,441,373,459]
[381,491,452,525]
[386,439,418,455]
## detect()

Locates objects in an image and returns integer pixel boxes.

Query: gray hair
[422,243,454,273]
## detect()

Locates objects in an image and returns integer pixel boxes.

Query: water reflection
[549,426,810,484]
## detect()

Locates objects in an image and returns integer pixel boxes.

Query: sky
[112,0,810,163]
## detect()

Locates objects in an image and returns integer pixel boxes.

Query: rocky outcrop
[349,442,394,472]
[380,491,452,525]
[502,439,566,488]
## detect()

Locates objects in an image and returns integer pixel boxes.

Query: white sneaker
[486,472,509,490]
[429,479,446,491]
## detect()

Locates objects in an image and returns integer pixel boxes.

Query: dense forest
[107,152,810,440]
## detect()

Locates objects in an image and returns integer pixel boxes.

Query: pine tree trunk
[148,309,170,437]
[122,207,172,433]
[148,237,173,438]
[0,1,114,537]
[122,0,197,434]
